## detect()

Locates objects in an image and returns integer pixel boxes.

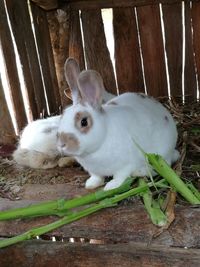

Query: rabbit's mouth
[58,149,74,157]
[57,146,74,157]
[57,132,80,155]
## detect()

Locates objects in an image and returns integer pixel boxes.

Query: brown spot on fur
[42,126,57,134]
[99,107,105,113]
[75,111,93,134]
[137,93,147,98]
[138,93,160,104]
[164,115,169,122]
[58,132,80,152]
[107,101,118,105]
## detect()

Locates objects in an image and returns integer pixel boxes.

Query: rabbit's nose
[57,142,67,153]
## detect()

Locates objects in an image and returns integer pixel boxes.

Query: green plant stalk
[147,154,200,205]
[0,179,166,248]
[187,182,200,201]
[190,127,200,135]
[191,164,200,172]
[0,177,134,221]
[139,178,167,226]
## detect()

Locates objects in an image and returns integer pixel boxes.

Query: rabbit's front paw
[104,179,124,191]
[85,175,104,189]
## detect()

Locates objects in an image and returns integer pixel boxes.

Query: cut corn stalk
[147,154,200,205]
[0,153,199,249]
[186,182,200,201]
[0,178,166,248]
[139,178,167,226]
[0,177,134,221]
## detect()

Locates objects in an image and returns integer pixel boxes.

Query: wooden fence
[0,0,199,140]
[0,1,200,265]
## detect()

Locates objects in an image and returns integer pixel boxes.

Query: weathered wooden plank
[162,3,183,97]
[31,0,58,10]
[69,9,85,71]
[67,0,199,10]
[136,5,168,97]
[113,8,145,93]
[184,2,197,100]
[0,194,199,248]
[191,1,200,99]
[81,9,117,95]
[0,76,16,144]
[65,9,85,102]
[47,8,70,107]
[31,3,61,114]
[19,183,89,202]
[0,241,199,267]
[5,0,47,119]
[0,0,27,132]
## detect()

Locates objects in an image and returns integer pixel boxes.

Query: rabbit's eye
[81,117,88,127]
[75,112,92,133]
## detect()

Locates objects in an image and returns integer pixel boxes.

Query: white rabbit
[13,115,61,169]
[13,58,116,169]
[57,60,179,190]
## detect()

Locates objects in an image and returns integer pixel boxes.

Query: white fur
[58,92,179,190]
[19,116,60,154]
[13,58,116,169]
[13,91,115,169]
[13,116,61,169]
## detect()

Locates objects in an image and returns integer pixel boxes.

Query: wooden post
[113,7,145,93]
[0,0,27,132]
[69,9,85,71]
[47,7,71,107]
[68,0,190,10]
[5,0,47,119]
[184,2,197,101]
[162,3,183,98]
[136,5,168,97]
[30,3,61,114]
[0,75,16,144]
[31,0,58,10]
[81,9,117,95]
[192,1,200,100]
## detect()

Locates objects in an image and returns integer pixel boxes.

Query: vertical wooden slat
[67,9,85,103]
[136,5,168,97]
[5,0,47,119]
[113,8,144,93]
[69,9,85,71]
[0,0,27,132]
[162,3,182,97]
[31,3,61,114]
[81,9,117,95]
[31,0,58,10]
[47,8,70,107]
[184,2,197,100]
[0,75,16,144]
[191,1,200,100]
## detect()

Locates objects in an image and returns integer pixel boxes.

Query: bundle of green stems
[0,154,199,248]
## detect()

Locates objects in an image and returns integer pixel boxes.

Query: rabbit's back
[105,92,178,163]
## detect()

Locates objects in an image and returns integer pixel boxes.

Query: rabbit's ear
[78,70,104,108]
[64,58,81,104]
[64,88,72,101]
